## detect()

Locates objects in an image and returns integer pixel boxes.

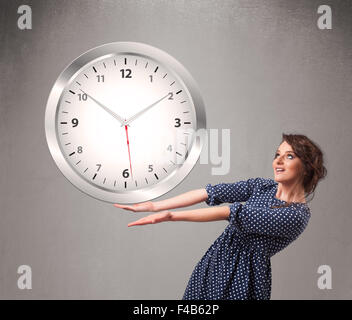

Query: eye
[287,154,294,159]
[274,153,279,158]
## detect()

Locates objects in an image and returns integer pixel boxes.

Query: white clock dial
[46,42,206,203]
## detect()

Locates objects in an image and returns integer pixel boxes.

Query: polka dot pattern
[182,177,310,300]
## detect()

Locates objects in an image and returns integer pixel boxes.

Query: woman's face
[272,141,305,185]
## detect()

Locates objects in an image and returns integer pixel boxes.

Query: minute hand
[81,90,126,126]
[122,93,170,127]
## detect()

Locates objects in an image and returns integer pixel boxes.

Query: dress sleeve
[205,177,259,206]
[228,202,310,239]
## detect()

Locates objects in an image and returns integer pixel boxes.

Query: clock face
[45,42,206,203]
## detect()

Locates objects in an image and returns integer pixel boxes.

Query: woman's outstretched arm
[114,188,209,212]
[127,206,230,227]
[171,206,230,222]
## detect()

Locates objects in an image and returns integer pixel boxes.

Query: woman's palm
[127,211,172,227]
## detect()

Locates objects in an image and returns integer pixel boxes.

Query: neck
[276,180,306,203]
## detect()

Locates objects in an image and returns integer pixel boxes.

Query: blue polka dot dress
[182,177,311,300]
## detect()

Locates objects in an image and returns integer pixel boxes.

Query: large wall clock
[45,42,206,203]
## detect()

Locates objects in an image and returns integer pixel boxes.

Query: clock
[45,42,206,204]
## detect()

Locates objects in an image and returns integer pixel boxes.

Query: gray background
[0,0,351,299]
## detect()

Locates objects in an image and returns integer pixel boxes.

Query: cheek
[287,160,303,174]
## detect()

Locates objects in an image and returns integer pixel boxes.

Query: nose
[276,155,284,164]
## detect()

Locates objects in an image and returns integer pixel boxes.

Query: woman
[114,133,327,300]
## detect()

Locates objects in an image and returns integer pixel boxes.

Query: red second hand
[124,124,133,180]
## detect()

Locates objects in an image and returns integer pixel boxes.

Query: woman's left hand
[127,211,172,227]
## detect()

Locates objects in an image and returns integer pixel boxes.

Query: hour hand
[81,89,126,126]
[122,93,170,127]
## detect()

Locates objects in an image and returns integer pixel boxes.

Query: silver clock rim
[45,42,206,204]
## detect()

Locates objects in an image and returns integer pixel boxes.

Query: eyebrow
[275,150,295,153]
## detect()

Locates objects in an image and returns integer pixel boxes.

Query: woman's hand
[114,201,156,212]
[127,211,172,227]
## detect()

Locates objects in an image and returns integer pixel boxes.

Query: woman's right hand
[113,201,156,212]
[127,211,172,227]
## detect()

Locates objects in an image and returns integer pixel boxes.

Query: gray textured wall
[1,0,351,299]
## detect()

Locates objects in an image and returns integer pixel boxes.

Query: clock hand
[81,89,127,126]
[122,93,171,127]
[124,124,134,180]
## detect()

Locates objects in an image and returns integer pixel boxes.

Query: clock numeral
[122,169,130,178]
[167,145,172,152]
[168,92,174,100]
[71,118,79,127]
[96,75,105,83]
[120,69,132,79]
[77,146,83,153]
[148,164,153,172]
[174,118,181,127]
[78,93,87,101]
[96,164,102,171]
[149,75,153,82]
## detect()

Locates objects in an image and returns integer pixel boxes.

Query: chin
[274,174,298,184]
[274,174,287,183]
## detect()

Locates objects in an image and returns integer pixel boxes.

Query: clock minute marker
[76,81,81,86]
[92,66,97,73]
[65,100,71,104]
[163,73,167,78]
[84,73,88,79]
[75,160,81,165]
[170,81,175,86]
[103,178,106,184]
[154,173,159,180]
[84,168,88,173]
[93,173,97,180]
[176,90,182,94]
[114,59,117,66]
[103,62,106,69]
[154,66,159,73]
[69,151,75,156]
[69,90,76,95]
[163,167,167,173]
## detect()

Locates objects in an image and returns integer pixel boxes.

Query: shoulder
[248,177,277,191]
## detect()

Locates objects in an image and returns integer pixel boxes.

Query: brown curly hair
[272,133,327,207]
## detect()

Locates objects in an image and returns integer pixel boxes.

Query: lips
[275,168,285,173]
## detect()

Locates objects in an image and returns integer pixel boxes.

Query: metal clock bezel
[45,42,206,203]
